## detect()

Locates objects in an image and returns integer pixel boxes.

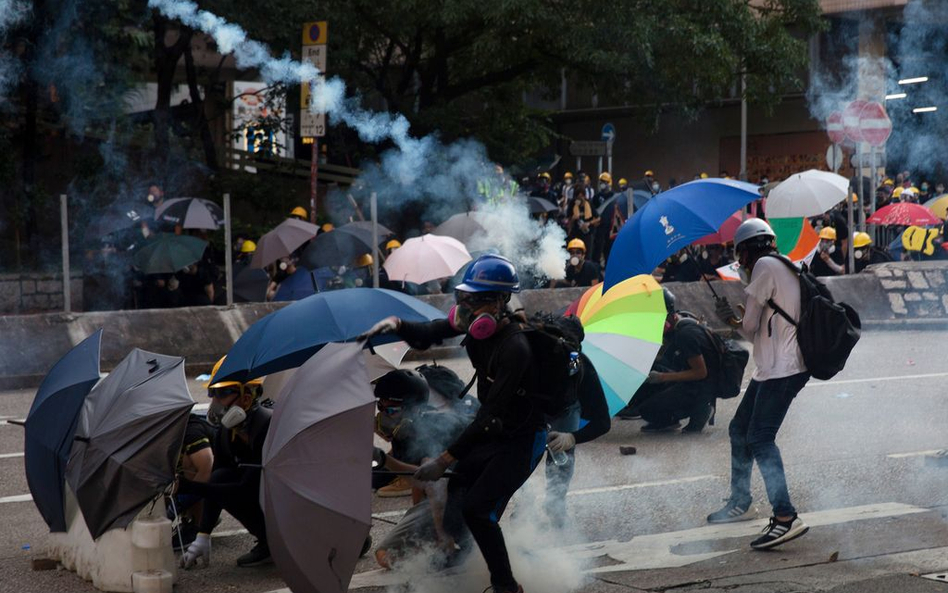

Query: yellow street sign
[302,21,327,46]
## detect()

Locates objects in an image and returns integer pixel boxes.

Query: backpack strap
[759,254,800,334]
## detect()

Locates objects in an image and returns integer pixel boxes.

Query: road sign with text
[300,21,327,138]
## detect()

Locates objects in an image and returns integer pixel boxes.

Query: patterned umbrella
[867,202,943,227]
[574,275,666,416]
[154,197,224,230]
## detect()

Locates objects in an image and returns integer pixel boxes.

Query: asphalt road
[1,328,948,593]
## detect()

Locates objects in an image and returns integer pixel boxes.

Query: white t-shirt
[740,256,807,381]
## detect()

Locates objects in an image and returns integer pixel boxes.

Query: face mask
[652,182,660,192]
[354,277,364,287]
[738,266,751,285]
[448,304,498,340]
[854,249,864,260]
[701,250,709,260]
[220,405,247,429]
[565,179,573,186]
[279,261,288,271]
[569,256,580,266]
[599,182,609,191]
[375,411,401,440]
[147,193,156,203]
[826,243,836,254]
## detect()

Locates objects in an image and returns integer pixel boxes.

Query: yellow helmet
[599,172,612,184]
[563,171,574,180]
[700,172,709,179]
[853,232,872,248]
[207,355,262,393]
[819,227,837,241]
[567,238,587,252]
[240,240,257,253]
[321,223,335,232]
[852,192,859,203]
[539,172,551,181]
[354,253,374,267]
[893,187,904,198]
[644,170,654,177]
[290,206,307,219]
[618,178,628,186]
[385,239,402,250]
[883,178,894,186]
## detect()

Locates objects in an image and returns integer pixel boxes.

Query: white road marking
[0,452,24,459]
[0,494,32,504]
[805,371,948,388]
[212,528,248,539]
[887,449,944,459]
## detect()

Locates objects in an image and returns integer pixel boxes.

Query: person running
[711,219,810,550]
[361,254,544,593]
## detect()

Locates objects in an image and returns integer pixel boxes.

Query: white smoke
[469,200,568,282]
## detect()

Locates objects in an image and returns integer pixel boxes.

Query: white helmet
[733,218,776,249]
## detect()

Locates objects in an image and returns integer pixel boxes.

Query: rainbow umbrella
[574,275,666,416]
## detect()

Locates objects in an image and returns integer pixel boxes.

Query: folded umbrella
[383,234,472,285]
[299,228,371,270]
[131,234,207,275]
[867,202,943,227]
[433,212,487,245]
[154,197,225,230]
[66,350,194,539]
[765,170,850,218]
[261,342,375,593]
[214,287,445,384]
[252,218,320,269]
[25,330,103,532]
[574,275,666,416]
[604,179,761,291]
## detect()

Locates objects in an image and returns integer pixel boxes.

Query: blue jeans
[545,402,581,520]
[728,372,809,517]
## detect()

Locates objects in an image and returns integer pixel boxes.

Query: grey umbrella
[433,212,486,245]
[251,218,320,269]
[66,349,194,539]
[261,342,375,593]
[154,197,225,230]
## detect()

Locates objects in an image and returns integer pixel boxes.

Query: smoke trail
[0,0,30,98]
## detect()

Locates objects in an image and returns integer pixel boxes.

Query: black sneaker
[683,403,714,433]
[750,514,809,550]
[641,422,680,433]
[236,541,272,567]
[360,535,373,558]
[707,499,753,523]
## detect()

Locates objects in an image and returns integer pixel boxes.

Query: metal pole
[856,144,866,232]
[846,183,855,274]
[740,72,747,182]
[370,192,380,288]
[575,156,581,172]
[597,156,603,177]
[607,142,613,175]
[224,193,233,306]
[309,138,319,224]
[60,194,70,313]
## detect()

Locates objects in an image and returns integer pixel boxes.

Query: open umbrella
[339,221,394,245]
[154,197,225,230]
[25,330,102,533]
[252,218,320,269]
[234,267,270,303]
[694,211,745,245]
[214,287,445,385]
[922,194,948,220]
[715,218,820,281]
[273,268,318,302]
[433,212,487,245]
[261,342,374,593]
[604,179,761,291]
[527,196,559,215]
[574,275,665,416]
[867,202,943,227]
[300,228,371,270]
[765,170,850,218]
[131,234,207,274]
[597,190,651,218]
[383,234,472,285]
[66,350,194,539]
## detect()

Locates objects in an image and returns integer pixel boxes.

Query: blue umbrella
[273,268,317,301]
[25,329,102,532]
[214,288,446,384]
[603,179,761,291]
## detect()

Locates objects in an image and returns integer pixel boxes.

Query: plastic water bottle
[568,352,580,376]
[547,444,569,466]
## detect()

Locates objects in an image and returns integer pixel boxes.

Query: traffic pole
[370,192,379,289]
[310,138,318,224]
[60,194,70,313]
[224,193,233,306]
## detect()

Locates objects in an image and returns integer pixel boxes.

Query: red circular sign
[843,100,867,144]
[858,101,892,147]
[826,111,845,144]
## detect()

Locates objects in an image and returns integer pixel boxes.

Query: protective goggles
[208,384,243,399]
[376,402,403,415]
[454,290,499,306]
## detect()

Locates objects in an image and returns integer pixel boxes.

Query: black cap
[374,370,429,406]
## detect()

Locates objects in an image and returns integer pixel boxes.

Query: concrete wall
[0,273,82,315]
[3,263,947,389]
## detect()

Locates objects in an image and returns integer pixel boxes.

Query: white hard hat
[733,218,775,249]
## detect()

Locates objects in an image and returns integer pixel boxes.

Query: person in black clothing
[361,254,542,593]
[590,172,615,265]
[810,227,846,277]
[554,238,601,288]
[177,263,215,306]
[543,352,611,527]
[821,207,850,258]
[852,232,892,272]
[661,250,701,283]
[697,244,733,281]
[178,370,272,569]
[637,288,719,432]
[168,413,215,549]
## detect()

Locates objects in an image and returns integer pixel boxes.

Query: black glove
[372,447,387,467]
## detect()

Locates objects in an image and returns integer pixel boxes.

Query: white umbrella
[766,170,850,218]
[383,234,472,284]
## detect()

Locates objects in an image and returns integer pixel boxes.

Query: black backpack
[762,254,861,381]
[488,313,585,416]
[676,317,749,399]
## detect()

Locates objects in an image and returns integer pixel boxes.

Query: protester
[361,254,543,593]
[660,250,701,283]
[552,239,601,288]
[632,288,719,432]
[178,358,272,568]
[644,170,658,195]
[697,244,733,281]
[567,182,597,243]
[810,227,846,277]
[169,413,215,549]
[557,171,575,213]
[853,232,892,272]
[590,172,615,265]
[177,263,215,306]
[289,206,308,221]
[711,219,810,550]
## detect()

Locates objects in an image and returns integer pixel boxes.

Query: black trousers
[185,467,268,544]
[444,430,547,590]
[639,382,713,426]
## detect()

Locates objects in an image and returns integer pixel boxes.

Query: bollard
[132,570,173,593]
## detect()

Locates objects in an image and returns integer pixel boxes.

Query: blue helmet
[456,254,520,293]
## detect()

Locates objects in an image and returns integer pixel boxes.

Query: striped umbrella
[574,275,666,416]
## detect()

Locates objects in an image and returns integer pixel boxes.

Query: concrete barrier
[3,263,947,389]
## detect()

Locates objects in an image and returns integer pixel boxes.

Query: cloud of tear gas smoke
[0,0,30,98]
[806,0,948,176]
[147,0,567,282]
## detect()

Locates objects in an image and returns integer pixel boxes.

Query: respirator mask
[449,292,501,340]
[854,249,864,260]
[207,384,249,429]
[569,256,580,266]
[374,404,404,440]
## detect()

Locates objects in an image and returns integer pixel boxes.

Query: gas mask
[449,302,499,340]
[820,240,836,255]
[599,182,610,192]
[147,193,156,203]
[854,249,864,260]
[375,408,403,440]
[220,405,247,429]
[569,256,581,266]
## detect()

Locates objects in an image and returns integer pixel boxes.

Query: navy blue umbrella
[214,288,446,384]
[603,179,761,291]
[273,268,317,301]
[25,330,102,532]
